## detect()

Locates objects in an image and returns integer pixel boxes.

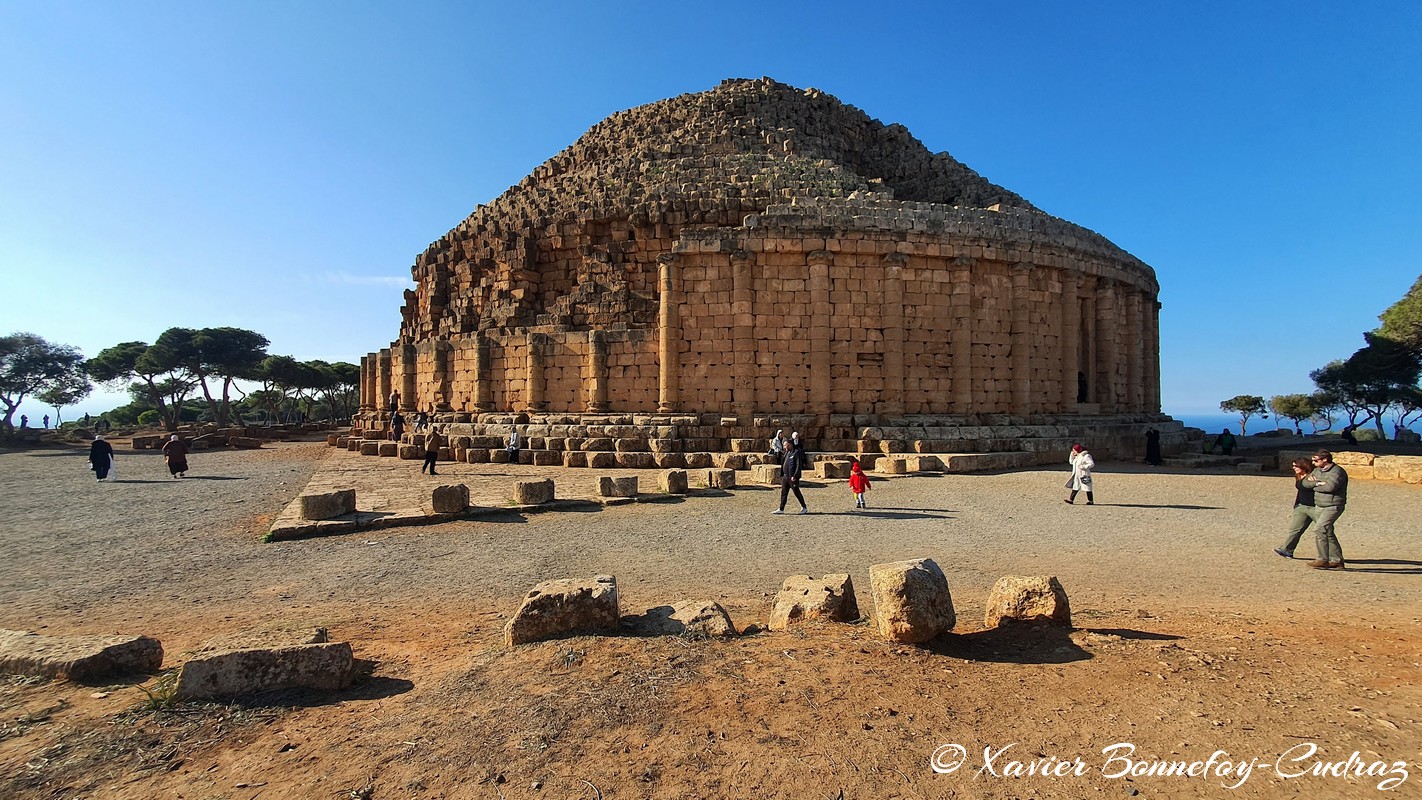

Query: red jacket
[848,469,871,493]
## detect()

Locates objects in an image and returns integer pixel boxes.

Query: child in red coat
[848,461,872,509]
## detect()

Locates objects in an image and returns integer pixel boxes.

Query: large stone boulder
[358,441,380,456]
[624,601,737,637]
[0,630,163,681]
[298,489,356,520]
[983,576,1072,628]
[598,476,638,498]
[768,574,860,631]
[750,463,782,485]
[875,457,909,474]
[704,468,736,489]
[659,469,689,494]
[815,460,853,479]
[513,479,555,505]
[173,642,357,700]
[378,441,397,457]
[869,558,955,644]
[1374,455,1422,484]
[684,452,713,469]
[505,575,620,645]
[431,483,470,514]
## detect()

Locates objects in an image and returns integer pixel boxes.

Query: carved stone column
[1126,291,1143,411]
[809,250,833,412]
[376,348,392,413]
[731,250,756,420]
[525,332,547,412]
[1149,300,1162,413]
[472,334,493,413]
[1010,262,1032,413]
[657,253,681,413]
[1094,281,1118,411]
[433,339,454,412]
[1080,280,1097,404]
[359,355,372,411]
[1060,272,1080,411]
[950,256,975,413]
[881,253,907,417]
[586,329,609,412]
[400,344,417,412]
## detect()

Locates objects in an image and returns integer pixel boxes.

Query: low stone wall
[1277,450,1422,484]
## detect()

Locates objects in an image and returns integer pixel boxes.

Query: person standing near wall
[773,438,809,515]
[422,426,443,476]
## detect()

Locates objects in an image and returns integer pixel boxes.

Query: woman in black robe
[89,435,115,481]
[1144,428,1162,466]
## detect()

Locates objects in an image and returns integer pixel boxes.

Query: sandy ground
[0,438,1419,799]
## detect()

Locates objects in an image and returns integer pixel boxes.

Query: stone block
[0,629,164,681]
[513,478,555,505]
[599,476,638,497]
[623,601,737,637]
[589,451,618,468]
[815,460,852,479]
[614,438,649,452]
[347,438,362,451]
[431,483,470,513]
[466,447,490,463]
[876,457,909,474]
[730,438,759,453]
[174,642,357,700]
[869,558,955,644]
[299,489,356,520]
[655,452,687,469]
[713,453,748,470]
[582,437,614,451]
[399,444,420,459]
[615,452,656,469]
[1375,455,1422,483]
[684,452,712,468]
[490,448,510,464]
[649,438,680,454]
[220,435,259,449]
[378,441,397,457]
[533,450,562,466]
[563,451,588,468]
[439,447,454,461]
[659,469,689,494]
[983,576,1071,628]
[879,439,909,454]
[1331,450,1375,466]
[750,463,782,484]
[704,468,736,489]
[326,434,340,446]
[359,441,380,456]
[504,575,619,645]
[769,574,859,630]
[906,455,942,472]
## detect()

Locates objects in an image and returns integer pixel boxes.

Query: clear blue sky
[2,1,1419,420]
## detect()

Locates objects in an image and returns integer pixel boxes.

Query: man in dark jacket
[773,440,808,515]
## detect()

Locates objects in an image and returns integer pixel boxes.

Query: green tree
[0,332,87,435]
[36,372,92,426]
[1219,394,1266,436]
[1375,274,1422,357]
[145,327,268,427]
[86,341,195,432]
[1268,394,1316,435]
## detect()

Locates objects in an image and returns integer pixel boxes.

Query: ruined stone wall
[362,198,1160,419]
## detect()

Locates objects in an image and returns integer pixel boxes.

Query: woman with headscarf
[162,434,189,478]
[767,429,785,463]
[1063,444,1095,505]
[89,434,115,482]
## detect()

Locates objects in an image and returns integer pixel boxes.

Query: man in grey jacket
[1304,449,1348,569]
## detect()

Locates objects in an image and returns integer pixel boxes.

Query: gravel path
[2,440,1418,636]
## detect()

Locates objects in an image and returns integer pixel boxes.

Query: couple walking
[1275,449,1348,569]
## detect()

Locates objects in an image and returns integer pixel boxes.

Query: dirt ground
[0,438,1419,799]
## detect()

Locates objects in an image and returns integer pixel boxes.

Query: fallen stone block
[174,642,357,700]
[1375,455,1422,483]
[398,444,419,459]
[198,625,328,653]
[513,478,554,505]
[815,460,853,479]
[505,575,619,645]
[869,558,955,644]
[624,601,737,637]
[876,457,908,474]
[563,451,588,467]
[432,484,470,513]
[532,450,562,466]
[684,452,712,468]
[599,475,638,497]
[228,436,262,449]
[466,447,490,463]
[769,574,859,631]
[378,442,398,457]
[582,437,614,452]
[729,438,759,453]
[906,455,942,472]
[359,441,380,456]
[704,468,736,489]
[750,463,782,484]
[326,434,340,446]
[983,576,1071,628]
[655,452,687,469]
[131,435,163,450]
[615,452,656,469]
[299,489,356,521]
[0,630,163,681]
[347,438,362,451]
[588,451,618,468]
[659,469,688,494]
[712,452,748,470]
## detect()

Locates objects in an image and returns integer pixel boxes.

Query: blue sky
[2,1,1419,420]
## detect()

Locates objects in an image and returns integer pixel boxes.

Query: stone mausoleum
[357,78,1185,463]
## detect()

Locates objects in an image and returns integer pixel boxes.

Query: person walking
[89,434,115,481]
[1273,458,1316,559]
[390,412,405,443]
[161,434,190,478]
[1144,428,1162,466]
[773,439,809,515]
[43,414,49,429]
[422,426,443,475]
[1063,444,1095,505]
[1213,428,1237,455]
[1303,449,1347,569]
[415,410,429,432]
[19,414,27,428]
[848,460,872,509]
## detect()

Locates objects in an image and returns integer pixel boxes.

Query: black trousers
[779,477,806,510]
[422,452,439,474]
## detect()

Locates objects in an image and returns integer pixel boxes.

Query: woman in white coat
[1064,444,1095,505]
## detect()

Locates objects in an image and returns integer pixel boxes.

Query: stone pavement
[266,446,750,541]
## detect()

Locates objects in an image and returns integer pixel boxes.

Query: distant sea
[1168,412,1420,437]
